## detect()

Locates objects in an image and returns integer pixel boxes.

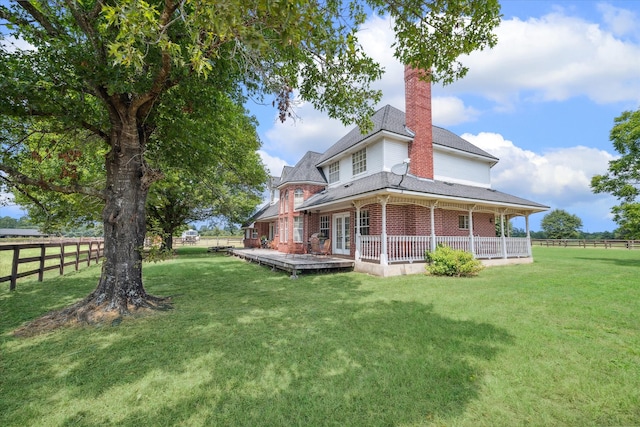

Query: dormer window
[352,148,367,176]
[294,188,304,208]
[328,161,340,183]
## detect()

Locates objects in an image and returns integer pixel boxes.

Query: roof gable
[316,104,498,166]
[278,151,326,186]
[316,105,411,165]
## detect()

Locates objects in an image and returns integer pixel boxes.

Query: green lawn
[1,247,638,426]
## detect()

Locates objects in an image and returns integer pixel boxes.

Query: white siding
[368,140,383,174]
[433,150,492,187]
[382,138,408,171]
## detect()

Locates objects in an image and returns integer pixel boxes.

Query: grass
[1,246,639,426]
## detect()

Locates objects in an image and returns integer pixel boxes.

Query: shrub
[424,244,484,277]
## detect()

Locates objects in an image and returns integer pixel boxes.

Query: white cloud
[258,150,289,177]
[0,35,34,53]
[433,97,480,126]
[462,131,617,229]
[597,3,639,39]
[447,10,640,106]
[262,109,349,166]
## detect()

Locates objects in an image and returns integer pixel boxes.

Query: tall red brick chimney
[404,65,433,179]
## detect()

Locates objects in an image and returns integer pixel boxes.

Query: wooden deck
[231,248,354,278]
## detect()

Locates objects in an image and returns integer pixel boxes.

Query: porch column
[430,203,436,252]
[468,207,475,257]
[354,203,362,262]
[500,212,508,259]
[525,214,532,257]
[380,196,389,266]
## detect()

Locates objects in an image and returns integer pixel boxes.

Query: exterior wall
[275,183,325,254]
[243,221,271,248]
[438,210,495,237]
[433,150,492,188]
[383,138,409,171]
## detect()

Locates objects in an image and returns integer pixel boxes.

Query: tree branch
[0,163,105,200]
[16,0,62,37]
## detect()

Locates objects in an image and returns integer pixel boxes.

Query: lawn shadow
[574,256,640,268]
[2,255,513,426]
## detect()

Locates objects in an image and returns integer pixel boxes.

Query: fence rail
[0,240,104,291]
[531,239,640,249]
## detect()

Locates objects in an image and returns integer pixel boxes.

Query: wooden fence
[0,240,104,291]
[531,239,640,249]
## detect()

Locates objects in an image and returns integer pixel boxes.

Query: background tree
[0,0,501,330]
[540,209,583,239]
[591,109,640,239]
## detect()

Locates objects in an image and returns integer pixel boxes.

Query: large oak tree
[0,0,501,329]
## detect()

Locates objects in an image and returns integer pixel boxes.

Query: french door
[333,213,351,255]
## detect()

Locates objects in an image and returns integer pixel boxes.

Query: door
[333,213,351,255]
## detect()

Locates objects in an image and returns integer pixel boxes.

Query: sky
[250,0,640,233]
[2,1,640,233]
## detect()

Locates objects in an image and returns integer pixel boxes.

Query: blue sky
[2,1,640,233]
[251,1,640,233]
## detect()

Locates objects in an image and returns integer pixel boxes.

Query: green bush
[424,244,484,277]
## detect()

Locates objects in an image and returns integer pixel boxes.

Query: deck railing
[359,235,531,263]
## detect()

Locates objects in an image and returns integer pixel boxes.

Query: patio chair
[309,233,331,257]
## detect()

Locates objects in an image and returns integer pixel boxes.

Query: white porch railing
[359,235,531,263]
[388,235,431,263]
[436,236,470,253]
[505,237,531,258]
[361,235,382,261]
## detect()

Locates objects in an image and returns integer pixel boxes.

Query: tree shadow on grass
[1,259,513,426]
[574,257,640,268]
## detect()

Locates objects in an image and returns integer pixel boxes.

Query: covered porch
[349,194,538,267]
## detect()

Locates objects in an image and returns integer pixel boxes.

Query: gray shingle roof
[278,151,325,186]
[433,126,498,161]
[316,105,411,165]
[246,201,279,224]
[316,104,498,166]
[298,172,548,211]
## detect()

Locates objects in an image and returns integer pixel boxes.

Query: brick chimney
[404,65,433,179]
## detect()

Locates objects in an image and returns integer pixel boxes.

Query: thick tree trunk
[90,119,150,311]
[14,115,169,336]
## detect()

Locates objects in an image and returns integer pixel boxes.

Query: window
[358,210,370,236]
[284,218,289,242]
[328,162,340,183]
[294,188,304,208]
[284,190,289,213]
[319,215,329,238]
[252,230,258,239]
[458,215,469,230]
[293,216,303,242]
[279,219,286,242]
[352,148,367,175]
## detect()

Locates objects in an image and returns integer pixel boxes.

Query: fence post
[38,244,46,282]
[75,242,80,271]
[10,246,19,291]
[59,243,65,276]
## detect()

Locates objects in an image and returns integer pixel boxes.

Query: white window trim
[328,162,340,183]
[459,215,469,230]
[293,216,303,243]
[352,148,367,176]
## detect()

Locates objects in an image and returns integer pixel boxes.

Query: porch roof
[298,172,549,213]
[245,202,279,224]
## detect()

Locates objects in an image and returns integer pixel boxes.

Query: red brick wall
[404,66,434,179]
[274,183,326,254]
